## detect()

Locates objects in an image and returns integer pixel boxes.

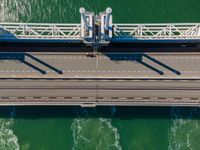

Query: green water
[0,0,200,149]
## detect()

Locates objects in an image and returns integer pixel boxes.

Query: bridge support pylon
[79,7,94,44]
[79,7,113,48]
[100,7,113,41]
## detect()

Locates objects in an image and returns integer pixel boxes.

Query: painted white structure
[0,23,81,40]
[100,7,113,43]
[0,8,200,45]
[113,23,200,40]
[79,7,93,42]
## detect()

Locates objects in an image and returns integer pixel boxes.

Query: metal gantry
[0,7,200,46]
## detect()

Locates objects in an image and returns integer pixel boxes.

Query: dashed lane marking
[36,56,200,60]
[0,69,200,74]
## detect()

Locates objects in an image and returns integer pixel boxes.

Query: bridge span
[0,7,200,107]
[0,51,199,107]
[0,79,200,107]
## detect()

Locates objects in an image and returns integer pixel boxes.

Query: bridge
[1,8,200,46]
[0,8,200,107]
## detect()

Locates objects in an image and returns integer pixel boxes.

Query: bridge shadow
[0,53,63,75]
[0,27,16,38]
[104,53,181,75]
[1,106,200,120]
[26,53,63,74]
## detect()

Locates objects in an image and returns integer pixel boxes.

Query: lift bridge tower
[79,7,113,48]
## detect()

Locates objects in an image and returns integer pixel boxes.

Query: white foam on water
[0,0,20,22]
[168,107,200,150]
[0,0,52,22]
[0,0,104,23]
[0,107,19,150]
[71,107,122,150]
[0,0,75,22]
[98,118,122,150]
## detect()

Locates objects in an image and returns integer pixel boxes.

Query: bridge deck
[0,51,199,106]
[0,79,200,107]
[0,52,200,79]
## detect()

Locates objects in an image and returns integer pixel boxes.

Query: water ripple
[0,107,19,150]
[168,107,200,150]
[71,107,122,150]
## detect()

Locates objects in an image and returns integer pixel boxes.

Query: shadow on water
[0,52,63,74]
[0,27,16,38]
[1,106,200,120]
[104,53,181,75]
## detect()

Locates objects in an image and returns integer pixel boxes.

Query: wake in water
[0,0,103,23]
[71,107,122,150]
[0,107,19,150]
[0,0,27,22]
[168,107,200,150]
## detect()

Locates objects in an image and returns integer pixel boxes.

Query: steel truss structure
[1,23,200,41]
[113,23,200,39]
[0,23,81,40]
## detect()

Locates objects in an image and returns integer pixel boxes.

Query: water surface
[0,0,200,149]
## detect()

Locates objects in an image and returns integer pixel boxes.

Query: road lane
[0,52,200,78]
[0,79,200,106]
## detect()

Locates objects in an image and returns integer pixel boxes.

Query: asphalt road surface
[1,52,200,106]
[0,52,200,79]
[0,79,200,106]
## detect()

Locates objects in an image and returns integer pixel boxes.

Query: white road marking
[0,69,200,74]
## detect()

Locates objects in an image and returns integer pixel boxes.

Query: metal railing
[0,23,82,40]
[1,22,200,42]
[113,23,200,39]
